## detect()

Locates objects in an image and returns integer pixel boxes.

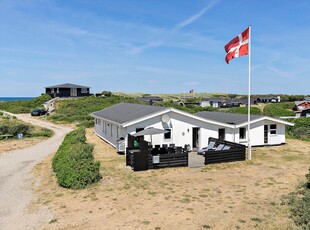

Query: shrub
[9,124,32,136]
[77,120,94,128]
[286,117,310,141]
[52,128,101,189]
[263,102,295,117]
[27,128,54,137]
[287,167,310,229]
[0,125,9,135]
[0,123,32,136]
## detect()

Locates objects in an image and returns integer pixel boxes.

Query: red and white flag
[225,27,249,64]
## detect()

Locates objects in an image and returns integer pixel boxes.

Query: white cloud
[174,0,221,30]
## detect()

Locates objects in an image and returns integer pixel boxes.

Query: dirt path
[0,113,72,230]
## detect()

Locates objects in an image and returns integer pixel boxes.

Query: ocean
[0,97,35,102]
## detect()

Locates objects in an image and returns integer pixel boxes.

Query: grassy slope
[0,94,52,113]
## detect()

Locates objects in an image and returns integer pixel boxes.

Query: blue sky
[0,0,309,96]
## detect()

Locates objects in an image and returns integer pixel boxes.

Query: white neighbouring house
[91,103,294,153]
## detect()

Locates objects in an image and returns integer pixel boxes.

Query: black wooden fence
[126,134,188,171]
[204,137,246,165]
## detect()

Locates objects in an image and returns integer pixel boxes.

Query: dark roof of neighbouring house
[201,98,223,102]
[195,111,262,125]
[45,83,90,88]
[92,103,167,125]
[225,98,256,105]
[138,96,163,102]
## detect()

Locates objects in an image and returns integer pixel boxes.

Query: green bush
[263,102,295,117]
[0,125,9,134]
[0,123,32,135]
[287,167,310,229]
[77,120,94,128]
[0,94,52,114]
[286,117,310,141]
[27,128,54,137]
[52,128,101,189]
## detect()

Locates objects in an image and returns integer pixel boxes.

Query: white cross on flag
[225,27,249,64]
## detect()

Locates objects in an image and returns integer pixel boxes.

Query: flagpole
[247,25,252,160]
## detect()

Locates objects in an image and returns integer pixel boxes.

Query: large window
[270,124,277,134]
[218,128,225,140]
[81,88,88,93]
[239,127,246,140]
[164,129,171,139]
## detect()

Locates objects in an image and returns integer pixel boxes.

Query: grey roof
[195,111,262,125]
[92,103,167,125]
[45,83,90,88]
[201,98,223,102]
[225,98,256,105]
[138,96,163,102]
[304,97,310,101]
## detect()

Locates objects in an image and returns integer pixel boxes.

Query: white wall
[235,120,286,146]
[94,119,120,148]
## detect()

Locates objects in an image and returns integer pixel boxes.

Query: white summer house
[91,103,294,153]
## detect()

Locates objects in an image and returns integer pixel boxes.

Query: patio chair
[175,147,183,154]
[214,144,224,151]
[206,141,216,150]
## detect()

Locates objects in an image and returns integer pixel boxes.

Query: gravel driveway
[0,113,72,230]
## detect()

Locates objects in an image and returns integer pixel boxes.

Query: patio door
[70,88,77,97]
[192,127,200,149]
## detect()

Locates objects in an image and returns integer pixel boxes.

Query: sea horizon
[0,97,35,102]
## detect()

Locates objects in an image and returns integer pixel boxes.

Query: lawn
[32,131,310,230]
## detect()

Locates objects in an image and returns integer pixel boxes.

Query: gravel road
[0,113,72,230]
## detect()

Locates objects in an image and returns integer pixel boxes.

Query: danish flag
[225,27,249,64]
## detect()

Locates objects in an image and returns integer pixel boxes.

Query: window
[56,88,59,93]
[218,128,225,140]
[95,118,97,124]
[239,127,246,140]
[164,129,171,139]
[81,88,88,93]
[98,119,101,125]
[270,124,277,134]
[51,88,54,93]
